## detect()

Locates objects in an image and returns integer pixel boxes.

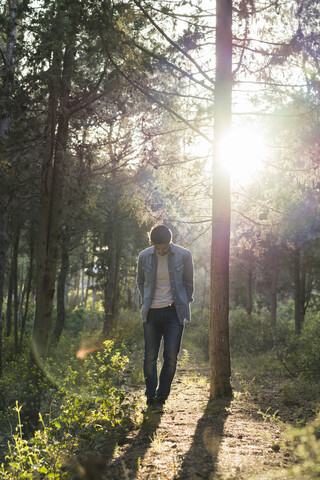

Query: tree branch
[132,0,215,86]
[125,37,215,94]
[104,49,213,145]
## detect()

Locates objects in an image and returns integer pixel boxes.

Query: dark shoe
[146,397,156,407]
[154,396,166,410]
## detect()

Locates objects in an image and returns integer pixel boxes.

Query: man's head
[149,225,172,256]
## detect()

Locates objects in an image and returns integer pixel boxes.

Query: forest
[0,0,319,478]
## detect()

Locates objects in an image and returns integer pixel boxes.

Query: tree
[210,0,232,398]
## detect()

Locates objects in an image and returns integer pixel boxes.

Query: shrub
[0,338,137,479]
[109,309,143,351]
[275,314,320,380]
[229,308,274,354]
[285,411,320,479]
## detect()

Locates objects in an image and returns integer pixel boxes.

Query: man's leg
[143,309,162,401]
[156,306,183,400]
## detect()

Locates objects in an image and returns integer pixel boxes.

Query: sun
[218,125,268,184]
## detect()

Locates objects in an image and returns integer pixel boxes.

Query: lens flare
[218,126,267,184]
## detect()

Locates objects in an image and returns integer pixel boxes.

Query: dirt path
[100,362,295,480]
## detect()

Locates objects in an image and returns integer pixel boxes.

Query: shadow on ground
[176,397,231,480]
[104,407,163,479]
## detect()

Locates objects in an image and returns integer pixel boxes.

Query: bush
[275,314,320,380]
[109,309,143,351]
[0,337,136,479]
[229,308,274,354]
[47,337,130,398]
[284,411,320,479]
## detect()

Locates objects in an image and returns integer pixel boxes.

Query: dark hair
[149,225,172,244]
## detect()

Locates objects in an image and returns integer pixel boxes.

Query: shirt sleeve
[183,250,194,303]
[136,253,145,302]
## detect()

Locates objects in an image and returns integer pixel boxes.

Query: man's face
[154,243,171,256]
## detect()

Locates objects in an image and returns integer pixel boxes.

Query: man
[137,225,194,409]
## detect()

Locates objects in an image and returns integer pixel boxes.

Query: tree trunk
[270,249,277,328]
[0,0,19,376]
[103,218,122,334]
[246,263,253,315]
[84,274,89,308]
[75,268,80,305]
[210,0,232,398]
[32,43,74,363]
[12,225,20,353]
[294,246,302,334]
[0,203,9,376]
[19,227,35,351]
[52,225,70,343]
[0,0,18,140]
[300,261,306,326]
[6,263,13,337]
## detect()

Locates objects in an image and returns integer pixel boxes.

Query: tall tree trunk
[32,43,74,363]
[103,218,122,334]
[210,0,232,398]
[300,261,306,326]
[75,268,80,305]
[85,274,90,308]
[0,0,19,376]
[294,246,302,334]
[270,247,278,328]
[52,225,70,343]
[246,261,253,316]
[19,227,35,351]
[6,262,13,337]
[0,207,8,375]
[12,225,20,353]
[0,0,18,140]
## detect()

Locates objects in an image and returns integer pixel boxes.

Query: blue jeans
[143,305,184,399]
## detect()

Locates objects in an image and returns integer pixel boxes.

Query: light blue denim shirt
[137,243,194,325]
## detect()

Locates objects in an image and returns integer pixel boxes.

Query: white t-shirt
[150,253,174,308]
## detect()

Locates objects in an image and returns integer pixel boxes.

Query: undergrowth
[0,326,138,479]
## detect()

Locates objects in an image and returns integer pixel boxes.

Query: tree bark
[19,227,35,351]
[52,225,70,343]
[0,0,19,376]
[300,261,306,326]
[103,227,121,334]
[210,0,232,398]
[246,261,253,316]
[6,262,13,337]
[294,246,302,334]
[12,225,20,353]
[32,42,74,363]
[269,246,278,328]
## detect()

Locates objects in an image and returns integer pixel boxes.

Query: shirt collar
[151,242,175,255]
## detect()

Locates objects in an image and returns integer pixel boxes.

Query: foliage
[283,412,320,479]
[229,308,274,354]
[109,309,144,351]
[275,313,320,380]
[0,335,137,479]
[0,403,66,479]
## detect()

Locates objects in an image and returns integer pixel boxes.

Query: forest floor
[84,350,308,480]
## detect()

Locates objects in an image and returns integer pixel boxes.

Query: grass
[149,432,168,452]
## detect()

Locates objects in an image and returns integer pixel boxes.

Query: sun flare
[218,126,268,184]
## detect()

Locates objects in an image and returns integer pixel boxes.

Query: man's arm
[136,253,145,302]
[183,251,194,302]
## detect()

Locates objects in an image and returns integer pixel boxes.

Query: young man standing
[137,225,194,409]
